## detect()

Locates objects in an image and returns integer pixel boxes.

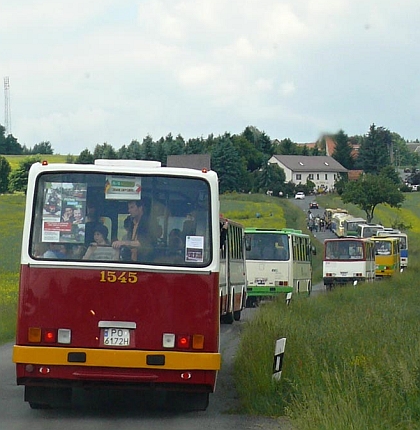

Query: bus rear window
[30,172,212,267]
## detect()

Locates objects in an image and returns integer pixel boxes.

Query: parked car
[295,192,305,200]
[309,201,319,209]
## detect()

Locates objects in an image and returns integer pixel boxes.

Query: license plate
[256,279,266,285]
[103,328,130,346]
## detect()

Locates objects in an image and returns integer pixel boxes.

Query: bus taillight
[192,334,205,349]
[163,333,204,350]
[44,329,57,343]
[28,327,42,343]
[177,335,191,349]
[28,327,71,344]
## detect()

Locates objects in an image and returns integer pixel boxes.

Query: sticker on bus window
[42,182,87,243]
[105,176,142,200]
[185,236,204,262]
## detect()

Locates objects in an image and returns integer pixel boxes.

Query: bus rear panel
[13,161,221,410]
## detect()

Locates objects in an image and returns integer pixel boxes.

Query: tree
[332,130,354,169]
[211,137,246,193]
[141,135,155,160]
[231,134,264,172]
[0,126,23,154]
[357,124,392,174]
[75,149,94,164]
[379,165,401,186]
[184,137,205,154]
[257,162,286,194]
[32,141,53,154]
[242,126,273,155]
[93,143,117,159]
[274,138,298,155]
[9,156,41,193]
[341,174,404,222]
[0,156,11,193]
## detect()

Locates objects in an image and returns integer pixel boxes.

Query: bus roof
[324,237,373,243]
[345,217,366,223]
[244,227,304,235]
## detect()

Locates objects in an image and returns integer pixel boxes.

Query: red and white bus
[13,159,245,411]
[323,238,376,290]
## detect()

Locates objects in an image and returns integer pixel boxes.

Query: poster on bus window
[105,176,142,200]
[185,236,204,262]
[42,182,87,243]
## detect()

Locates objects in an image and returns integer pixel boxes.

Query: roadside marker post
[272,338,286,381]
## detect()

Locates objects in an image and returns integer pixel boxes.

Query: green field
[4,154,69,171]
[0,194,25,341]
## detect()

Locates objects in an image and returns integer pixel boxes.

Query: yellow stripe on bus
[13,345,221,370]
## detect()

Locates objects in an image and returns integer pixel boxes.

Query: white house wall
[268,157,342,191]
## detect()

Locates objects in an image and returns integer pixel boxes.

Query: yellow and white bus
[371,236,401,277]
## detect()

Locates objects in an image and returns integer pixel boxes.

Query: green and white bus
[244,228,315,307]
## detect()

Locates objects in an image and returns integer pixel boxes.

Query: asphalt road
[287,195,337,294]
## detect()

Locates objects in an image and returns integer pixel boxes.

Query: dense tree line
[0,122,419,198]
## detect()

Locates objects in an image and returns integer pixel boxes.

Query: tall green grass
[234,192,420,429]
[235,270,420,429]
[0,194,25,343]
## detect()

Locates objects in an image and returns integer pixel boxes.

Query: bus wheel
[25,386,71,409]
[29,402,51,409]
[246,296,257,308]
[234,310,241,321]
[221,293,235,324]
[221,311,234,324]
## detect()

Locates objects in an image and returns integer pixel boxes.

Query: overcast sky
[1,0,420,154]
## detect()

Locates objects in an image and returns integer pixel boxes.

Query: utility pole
[4,76,11,135]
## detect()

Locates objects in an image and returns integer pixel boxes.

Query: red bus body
[13,160,243,410]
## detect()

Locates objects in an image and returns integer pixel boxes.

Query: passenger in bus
[83,224,119,260]
[220,219,228,250]
[169,228,183,250]
[43,243,68,259]
[274,244,288,260]
[182,213,196,239]
[349,245,362,259]
[112,199,158,261]
[376,242,391,255]
[84,202,103,245]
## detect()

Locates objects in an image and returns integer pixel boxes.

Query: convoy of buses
[323,207,407,290]
[12,160,406,410]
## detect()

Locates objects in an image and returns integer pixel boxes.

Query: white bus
[331,212,352,237]
[343,217,367,237]
[244,228,315,306]
[356,223,384,238]
[323,238,376,290]
[376,230,408,269]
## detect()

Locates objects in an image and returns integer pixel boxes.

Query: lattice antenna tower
[4,76,11,135]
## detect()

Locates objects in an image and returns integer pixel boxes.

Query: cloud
[2,0,420,154]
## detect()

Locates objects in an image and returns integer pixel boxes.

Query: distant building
[166,154,211,171]
[268,155,347,191]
